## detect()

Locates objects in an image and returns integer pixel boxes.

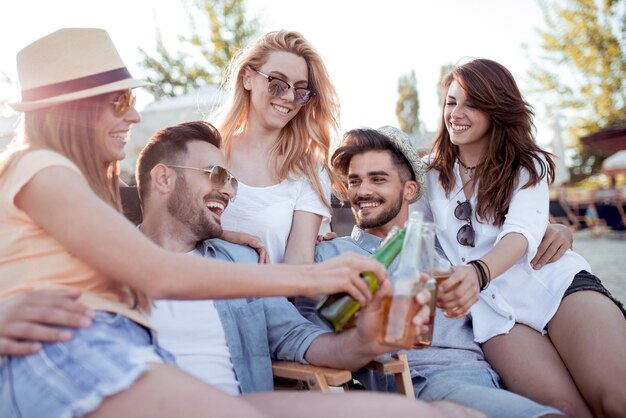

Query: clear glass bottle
[378,210,427,349]
[415,222,437,347]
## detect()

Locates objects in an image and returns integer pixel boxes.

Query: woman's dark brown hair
[429,58,555,226]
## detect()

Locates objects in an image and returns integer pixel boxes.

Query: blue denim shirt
[199,239,330,393]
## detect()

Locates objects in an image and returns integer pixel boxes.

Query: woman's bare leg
[482,323,592,418]
[86,364,485,418]
[86,364,269,418]
[242,392,485,418]
[548,291,626,418]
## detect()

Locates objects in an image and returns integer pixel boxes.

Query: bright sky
[1,0,552,143]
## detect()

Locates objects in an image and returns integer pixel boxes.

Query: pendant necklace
[458,158,476,178]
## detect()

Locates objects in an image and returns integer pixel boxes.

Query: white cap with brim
[9,28,151,112]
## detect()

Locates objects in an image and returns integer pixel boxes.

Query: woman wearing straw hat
[0,28,456,418]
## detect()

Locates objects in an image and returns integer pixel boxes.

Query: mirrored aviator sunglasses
[454,200,475,247]
[255,69,316,105]
[110,91,136,117]
[209,165,239,196]
[167,165,238,200]
[269,79,316,105]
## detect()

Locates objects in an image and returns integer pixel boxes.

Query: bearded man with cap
[297,126,568,418]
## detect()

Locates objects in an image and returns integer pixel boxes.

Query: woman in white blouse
[413,58,626,417]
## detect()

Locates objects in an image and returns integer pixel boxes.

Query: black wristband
[467,259,490,291]
[475,259,491,290]
[467,260,484,289]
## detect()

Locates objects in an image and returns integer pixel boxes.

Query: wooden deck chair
[549,198,580,229]
[118,186,415,397]
[120,186,143,225]
[272,353,414,398]
[567,203,585,229]
[329,197,356,237]
[594,201,626,232]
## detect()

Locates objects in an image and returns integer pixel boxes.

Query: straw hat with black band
[10,28,151,112]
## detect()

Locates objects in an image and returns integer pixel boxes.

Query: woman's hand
[0,288,94,356]
[300,252,388,305]
[437,265,480,318]
[316,231,337,245]
[221,230,269,264]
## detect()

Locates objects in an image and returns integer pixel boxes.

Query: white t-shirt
[151,249,240,395]
[221,170,332,263]
[411,156,591,343]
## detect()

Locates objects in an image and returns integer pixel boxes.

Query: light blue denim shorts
[414,367,564,418]
[369,366,563,418]
[0,311,175,418]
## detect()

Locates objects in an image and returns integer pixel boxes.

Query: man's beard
[167,176,224,241]
[353,194,403,230]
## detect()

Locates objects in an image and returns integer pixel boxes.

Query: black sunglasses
[253,69,316,105]
[455,200,475,247]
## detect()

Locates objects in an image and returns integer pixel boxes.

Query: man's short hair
[136,121,222,201]
[331,128,415,183]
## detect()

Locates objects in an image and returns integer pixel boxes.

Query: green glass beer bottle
[315,226,407,332]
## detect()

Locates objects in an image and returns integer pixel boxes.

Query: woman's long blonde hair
[215,30,342,208]
[0,94,150,312]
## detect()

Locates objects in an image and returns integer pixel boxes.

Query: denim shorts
[0,311,175,418]
[371,366,563,418]
[563,270,626,318]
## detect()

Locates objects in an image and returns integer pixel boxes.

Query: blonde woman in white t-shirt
[214,30,341,264]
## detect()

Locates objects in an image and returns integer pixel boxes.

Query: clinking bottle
[379,210,426,348]
[315,226,407,332]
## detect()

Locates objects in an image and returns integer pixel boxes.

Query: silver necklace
[458,158,476,178]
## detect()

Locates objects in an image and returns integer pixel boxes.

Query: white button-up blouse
[411,157,591,343]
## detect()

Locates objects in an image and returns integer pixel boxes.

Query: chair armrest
[366,353,415,399]
[272,361,353,391]
[365,353,407,374]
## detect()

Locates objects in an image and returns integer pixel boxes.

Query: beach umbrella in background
[601,150,626,177]
[581,124,626,154]
[551,115,571,186]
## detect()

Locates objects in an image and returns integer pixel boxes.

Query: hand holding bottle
[437,264,480,318]
[303,252,389,307]
[355,278,432,355]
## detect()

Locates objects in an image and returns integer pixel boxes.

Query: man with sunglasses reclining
[296,126,570,418]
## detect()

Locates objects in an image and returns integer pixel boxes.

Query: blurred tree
[0,71,13,116]
[436,64,455,106]
[396,70,420,134]
[529,0,625,182]
[138,0,260,99]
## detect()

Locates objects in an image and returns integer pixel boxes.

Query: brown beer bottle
[315,226,407,332]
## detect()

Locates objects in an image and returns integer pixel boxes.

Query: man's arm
[530,223,574,270]
[0,289,94,356]
[303,280,431,371]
